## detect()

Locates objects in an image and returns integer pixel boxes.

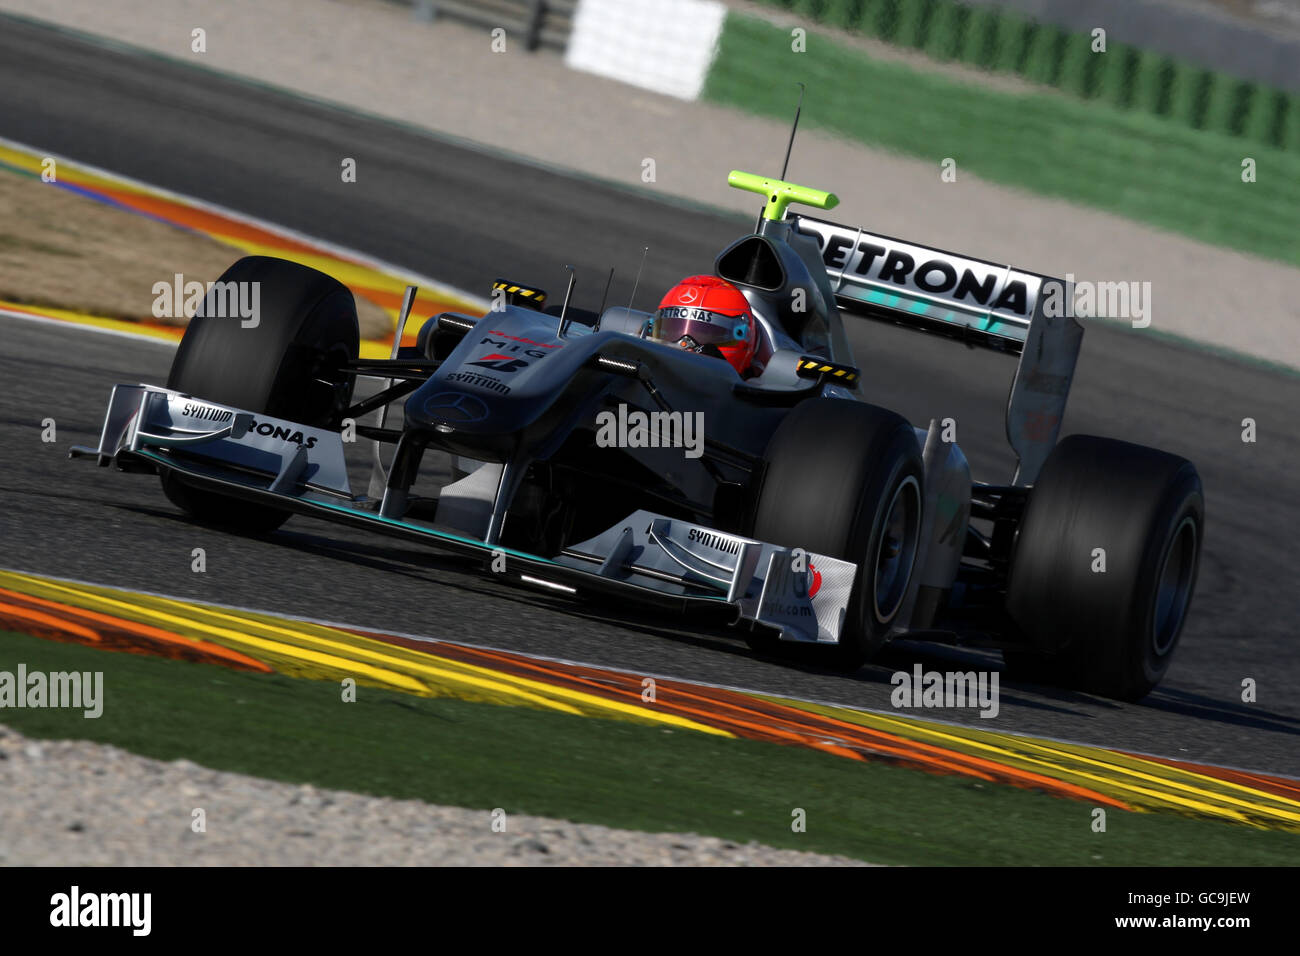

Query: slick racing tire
[161,256,360,533]
[747,398,924,670]
[1003,435,1203,702]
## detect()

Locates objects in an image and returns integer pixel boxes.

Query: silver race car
[73,170,1203,701]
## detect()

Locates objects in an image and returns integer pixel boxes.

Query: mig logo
[468,353,530,373]
[466,335,555,374]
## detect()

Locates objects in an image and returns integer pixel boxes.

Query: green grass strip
[3,630,1299,865]
[750,0,1295,154]
[704,14,1300,265]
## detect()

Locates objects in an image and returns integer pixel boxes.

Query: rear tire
[748,398,923,670]
[1003,435,1203,701]
[161,256,359,533]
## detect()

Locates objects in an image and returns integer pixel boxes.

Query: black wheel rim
[1152,515,1198,656]
[872,475,922,623]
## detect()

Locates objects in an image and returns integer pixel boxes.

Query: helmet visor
[652,306,750,349]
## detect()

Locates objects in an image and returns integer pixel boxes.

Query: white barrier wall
[565,0,726,101]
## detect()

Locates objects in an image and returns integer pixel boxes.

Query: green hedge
[704,14,1300,266]
[750,0,1295,152]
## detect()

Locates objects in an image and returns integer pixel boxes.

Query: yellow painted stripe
[855,709,1284,820]
[0,571,730,735]
[904,722,1300,821]
[852,711,1249,821]
[770,695,1300,829]
[3,566,1292,829]
[0,572,580,713]
[182,602,733,734]
[2,300,406,361]
[0,144,163,193]
[1005,738,1300,822]
[152,599,625,721]
[0,300,182,341]
[0,572,428,694]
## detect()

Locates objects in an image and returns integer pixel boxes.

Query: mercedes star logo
[422,391,490,423]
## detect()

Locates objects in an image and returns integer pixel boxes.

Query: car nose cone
[421,391,489,423]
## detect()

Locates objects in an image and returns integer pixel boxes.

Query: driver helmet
[651,275,759,377]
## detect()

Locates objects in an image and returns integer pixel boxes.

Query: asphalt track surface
[1,15,1298,774]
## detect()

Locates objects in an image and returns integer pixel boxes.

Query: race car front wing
[71,384,857,644]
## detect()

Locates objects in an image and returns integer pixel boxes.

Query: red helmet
[652,275,758,376]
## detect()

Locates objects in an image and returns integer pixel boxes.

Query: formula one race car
[72,170,1203,701]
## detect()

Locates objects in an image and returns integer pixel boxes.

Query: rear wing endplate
[793,215,1084,486]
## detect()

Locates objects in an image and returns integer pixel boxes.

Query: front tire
[162,256,360,533]
[748,398,924,669]
[1004,435,1203,701]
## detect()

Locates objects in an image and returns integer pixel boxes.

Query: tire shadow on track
[1139,688,1300,738]
[744,639,1102,720]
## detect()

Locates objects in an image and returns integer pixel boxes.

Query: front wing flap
[74,384,858,644]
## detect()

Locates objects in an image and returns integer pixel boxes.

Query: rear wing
[792,214,1084,486]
